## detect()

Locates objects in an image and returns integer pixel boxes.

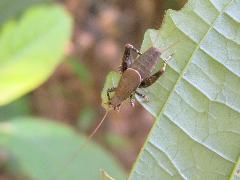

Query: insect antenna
[85,110,109,142]
[52,110,109,179]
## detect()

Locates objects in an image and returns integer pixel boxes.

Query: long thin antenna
[53,110,109,179]
[86,110,109,142]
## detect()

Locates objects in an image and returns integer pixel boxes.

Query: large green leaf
[0,0,53,27]
[0,118,125,180]
[0,96,31,121]
[127,0,240,179]
[99,0,240,179]
[0,5,72,106]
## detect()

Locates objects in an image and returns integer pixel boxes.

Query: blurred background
[0,0,186,179]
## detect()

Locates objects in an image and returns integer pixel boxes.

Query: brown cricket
[56,44,174,178]
[107,43,172,110]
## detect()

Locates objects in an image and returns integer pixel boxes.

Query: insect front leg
[119,44,142,73]
[107,87,116,102]
[125,43,142,55]
[129,94,135,107]
[139,62,166,88]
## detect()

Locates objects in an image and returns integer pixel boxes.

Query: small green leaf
[0,5,72,105]
[0,117,125,180]
[101,71,121,110]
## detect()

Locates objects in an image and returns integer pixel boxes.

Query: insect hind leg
[125,44,142,55]
[135,91,149,102]
[139,62,166,88]
[139,53,173,88]
[119,44,142,73]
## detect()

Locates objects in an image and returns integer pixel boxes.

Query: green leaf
[101,71,121,110]
[101,0,240,178]
[128,0,240,179]
[104,132,130,149]
[0,96,31,121]
[77,106,96,131]
[0,5,72,106]
[68,58,93,84]
[0,117,125,180]
[0,0,53,27]
[232,157,240,180]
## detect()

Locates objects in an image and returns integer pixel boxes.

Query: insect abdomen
[130,47,161,80]
[114,68,141,101]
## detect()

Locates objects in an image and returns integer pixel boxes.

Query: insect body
[107,44,171,110]
[56,43,174,179]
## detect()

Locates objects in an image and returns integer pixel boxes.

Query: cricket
[91,42,175,140]
[89,43,174,142]
[81,42,175,147]
[56,43,175,178]
[107,43,173,111]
